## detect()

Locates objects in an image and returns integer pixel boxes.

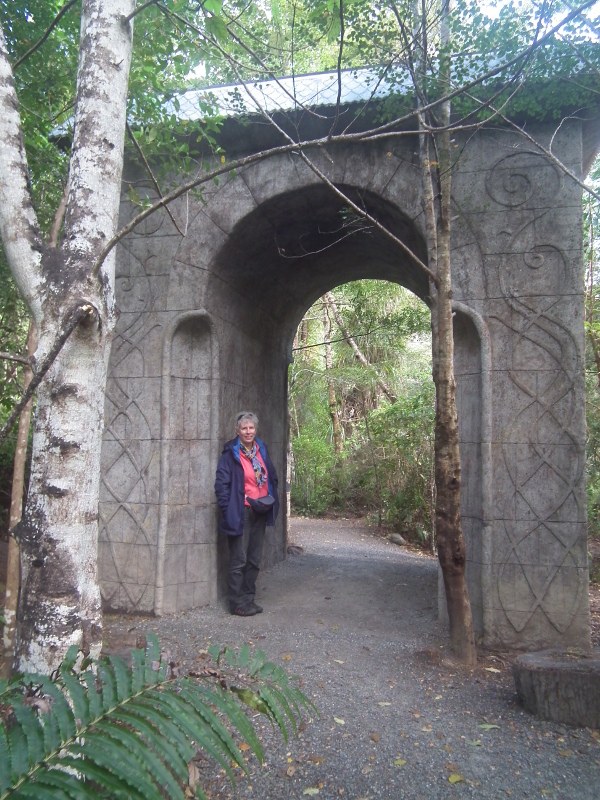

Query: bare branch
[292,325,396,351]
[329,0,346,138]
[0,351,30,366]
[13,0,78,70]
[156,2,331,122]
[464,91,600,203]
[126,122,187,236]
[126,0,159,23]
[298,146,437,284]
[92,0,598,283]
[49,183,69,248]
[325,292,397,403]
[91,141,306,277]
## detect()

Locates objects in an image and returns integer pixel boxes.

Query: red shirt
[240,445,269,506]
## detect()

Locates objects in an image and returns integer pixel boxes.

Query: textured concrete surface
[99,117,593,650]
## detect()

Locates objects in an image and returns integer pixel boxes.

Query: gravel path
[104,518,600,800]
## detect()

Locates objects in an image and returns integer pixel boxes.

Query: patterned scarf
[240,441,267,487]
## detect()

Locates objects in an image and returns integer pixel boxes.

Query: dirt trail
[104,518,600,799]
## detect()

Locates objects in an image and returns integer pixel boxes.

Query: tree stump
[512,649,600,728]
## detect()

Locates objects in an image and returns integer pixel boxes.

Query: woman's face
[237,420,256,448]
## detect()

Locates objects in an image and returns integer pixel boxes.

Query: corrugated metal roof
[169,67,410,120]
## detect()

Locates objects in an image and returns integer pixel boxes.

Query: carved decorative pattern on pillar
[487,152,585,634]
[99,242,163,611]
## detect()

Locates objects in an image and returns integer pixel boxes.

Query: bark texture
[1,322,37,678]
[418,112,476,664]
[513,650,600,728]
[0,1,135,673]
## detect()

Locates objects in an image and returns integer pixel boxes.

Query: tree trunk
[324,292,397,403]
[1,321,37,677]
[513,650,600,728]
[419,1,476,665]
[322,303,343,454]
[0,0,135,673]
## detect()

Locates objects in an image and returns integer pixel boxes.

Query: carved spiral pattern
[485,152,561,208]
[487,154,585,634]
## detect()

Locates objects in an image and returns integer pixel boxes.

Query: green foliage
[292,425,341,515]
[0,635,314,799]
[356,378,435,536]
[290,280,435,540]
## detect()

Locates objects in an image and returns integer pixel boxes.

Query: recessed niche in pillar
[453,310,483,521]
[168,317,213,512]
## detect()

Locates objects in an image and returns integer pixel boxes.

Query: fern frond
[10,704,44,770]
[256,685,290,742]
[198,684,265,764]
[152,687,240,785]
[0,639,315,799]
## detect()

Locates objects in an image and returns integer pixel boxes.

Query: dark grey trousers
[227,507,266,611]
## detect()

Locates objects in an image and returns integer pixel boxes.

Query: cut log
[512,649,600,728]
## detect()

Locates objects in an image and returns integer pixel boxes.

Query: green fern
[0,635,316,799]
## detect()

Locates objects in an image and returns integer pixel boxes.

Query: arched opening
[288,279,434,537]
[206,183,485,629]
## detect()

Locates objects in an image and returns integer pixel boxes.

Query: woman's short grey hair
[235,411,259,431]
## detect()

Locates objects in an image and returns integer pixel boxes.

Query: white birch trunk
[0,1,135,673]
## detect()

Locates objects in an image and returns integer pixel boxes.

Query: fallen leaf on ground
[467,740,482,747]
[421,725,432,732]
[282,654,291,661]
[239,743,250,752]
[394,759,407,767]
[361,766,372,775]
[448,774,464,784]
[434,695,442,700]
[332,626,339,631]
[307,756,325,764]
[303,789,319,796]
[187,762,200,794]
[558,749,573,757]
[370,732,380,742]
[378,702,391,707]
[333,659,344,664]
[334,718,345,725]
[478,724,500,731]
[485,667,501,673]
[287,766,296,777]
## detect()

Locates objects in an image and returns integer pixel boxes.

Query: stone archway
[203,181,433,600]
[100,123,591,651]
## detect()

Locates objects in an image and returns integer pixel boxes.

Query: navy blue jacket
[214,437,279,536]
